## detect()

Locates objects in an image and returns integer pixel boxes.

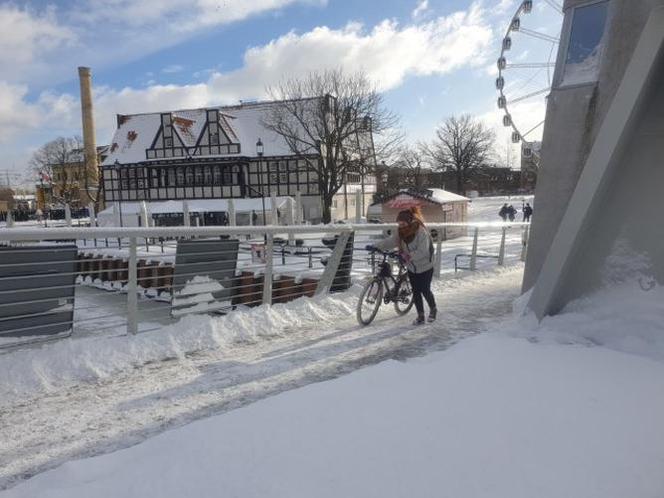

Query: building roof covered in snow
[376,188,469,209]
[102,100,321,167]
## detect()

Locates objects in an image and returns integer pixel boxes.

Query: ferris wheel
[496,0,564,162]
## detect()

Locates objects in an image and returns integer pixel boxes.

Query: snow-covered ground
[5,195,663,497]
[3,274,664,497]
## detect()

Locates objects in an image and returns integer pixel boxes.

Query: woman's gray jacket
[373,227,434,274]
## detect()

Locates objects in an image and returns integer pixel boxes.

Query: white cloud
[494,0,516,15]
[2,2,496,170]
[162,64,185,74]
[0,83,42,142]
[412,0,429,20]
[208,3,493,95]
[75,0,325,32]
[0,5,75,81]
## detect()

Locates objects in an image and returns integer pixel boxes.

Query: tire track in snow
[0,266,523,490]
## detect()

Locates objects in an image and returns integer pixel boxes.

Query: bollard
[521,225,530,262]
[469,227,479,271]
[127,238,138,335]
[262,234,274,305]
[434,238,443,278]
[498,227,506,266]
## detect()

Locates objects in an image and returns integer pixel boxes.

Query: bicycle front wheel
[357,278,384,326]
[394,277,414,316]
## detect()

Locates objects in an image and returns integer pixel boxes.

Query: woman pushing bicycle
[367,207,437,325]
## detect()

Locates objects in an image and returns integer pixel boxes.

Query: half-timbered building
[101,99,377,223]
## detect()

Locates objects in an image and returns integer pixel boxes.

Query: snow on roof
[104,114,162,165]
[427,188,469,203]
[172,110,207,147]
[98,197,293,216]
[379,188,469,207]
[101,101,315,167]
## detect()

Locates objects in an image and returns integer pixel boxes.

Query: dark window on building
[194,166,204,185]
[562,1,609,86]
[222,167,233,184]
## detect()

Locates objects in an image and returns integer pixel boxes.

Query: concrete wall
[523,0,663,292]
[549,54,664,309]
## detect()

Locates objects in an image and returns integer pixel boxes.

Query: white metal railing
[0,222,530,348]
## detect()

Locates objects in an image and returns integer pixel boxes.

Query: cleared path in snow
[0,266,523,490]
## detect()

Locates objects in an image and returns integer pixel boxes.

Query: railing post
[434,238,443,279]
[262,232,274,305]
[127,236,138,335]
[316,231,351,296]
[521,225,530,262]
[498,227,506,266]
[469,227,479,271]
[308,247,313,269]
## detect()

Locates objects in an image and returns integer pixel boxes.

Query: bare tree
[29,136,91,207]
[424,115,495,195]
[392,146,430,189]
[263,68,400,223]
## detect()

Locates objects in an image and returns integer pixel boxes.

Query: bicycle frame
[371,251,408,304]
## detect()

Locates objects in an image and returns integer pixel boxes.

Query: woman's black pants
[408,268,436,315]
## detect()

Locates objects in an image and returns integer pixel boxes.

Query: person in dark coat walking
[499,203,509,222]
[523,203,533,222]
[507,205,516,222]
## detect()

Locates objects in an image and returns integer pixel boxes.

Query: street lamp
[254,139,267,227]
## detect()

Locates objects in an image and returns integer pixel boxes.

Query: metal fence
[0,222,529,349]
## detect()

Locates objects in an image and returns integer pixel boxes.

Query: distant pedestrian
[251,210,258,225]
[523,203,533,222]
[507,205,516,222]
[499,203,509,222]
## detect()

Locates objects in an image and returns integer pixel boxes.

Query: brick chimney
[78,67,98,190]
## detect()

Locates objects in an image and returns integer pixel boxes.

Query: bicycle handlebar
[367,247,404,262]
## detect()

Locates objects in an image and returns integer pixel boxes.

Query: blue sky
[0,0,562,183]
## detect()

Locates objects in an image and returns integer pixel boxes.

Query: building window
[222,168,233,184]
[194,166,204,185]
[561,1,609,86]
[164,137,173,147]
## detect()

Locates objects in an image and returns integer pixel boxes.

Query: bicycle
[356,248,414,326]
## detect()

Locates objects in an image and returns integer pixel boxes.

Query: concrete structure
[524,0,664,318]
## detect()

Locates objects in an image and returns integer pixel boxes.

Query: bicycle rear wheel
[394,277,414,316]
[357,278,384,326]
